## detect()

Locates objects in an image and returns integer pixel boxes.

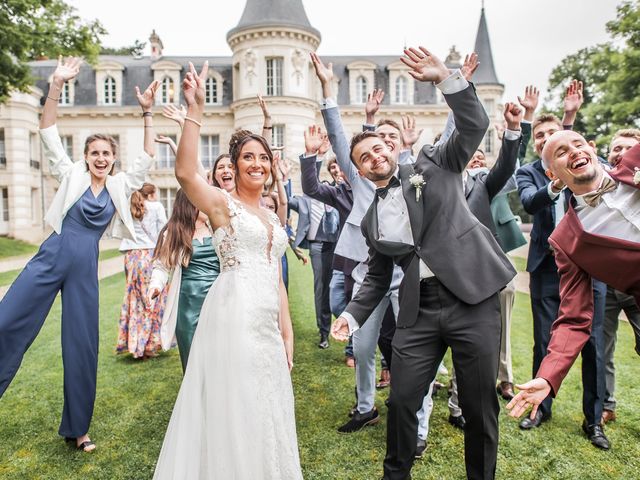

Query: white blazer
[40,124,154,240]
[149,260,182,351]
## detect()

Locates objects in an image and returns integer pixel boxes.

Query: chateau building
[0,0,503,241]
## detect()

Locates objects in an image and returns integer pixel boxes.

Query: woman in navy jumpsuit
[0,57,158,452]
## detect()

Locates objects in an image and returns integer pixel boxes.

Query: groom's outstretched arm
[400,47,489,174]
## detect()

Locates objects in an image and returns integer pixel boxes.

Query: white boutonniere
[633,167,640,185]
[409,174,425,202]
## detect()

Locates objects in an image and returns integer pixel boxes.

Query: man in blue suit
[516,110,608,449]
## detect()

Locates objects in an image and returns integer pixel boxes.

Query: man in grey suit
[332,46,515,480]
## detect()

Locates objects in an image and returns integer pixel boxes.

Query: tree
[0,0,105,103]
[547,0,640,153]
[101,40,146,57]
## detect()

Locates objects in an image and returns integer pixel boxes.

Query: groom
[331,46,515,480]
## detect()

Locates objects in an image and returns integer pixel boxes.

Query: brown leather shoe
[376,368,390,389]
[345,356,355,368]
[496,381,515,400]
[601,409,617,424]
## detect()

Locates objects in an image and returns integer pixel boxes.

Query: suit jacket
[537,144,640,394]
[516,159,570,272]
[465,135,521,241]
[322,104,412,262]
[343,84,516,329]
[41,124,153,241]
[288,194,338,249]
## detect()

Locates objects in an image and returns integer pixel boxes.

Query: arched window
[355,76,368,104]
[205,77,218,104]
[161,76,174,104]
[395,76,408,104]
[104,76,116,105]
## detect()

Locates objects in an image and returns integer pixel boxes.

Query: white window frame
[272,124,285,149]
[104,76,117,105]
[161,77,175,105]
[200,134,220,170]
[266,57,283,96]
[395,76,408,104]
[158,187,178,217]
[156,134,177,169]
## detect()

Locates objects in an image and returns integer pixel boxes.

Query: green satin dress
[175,237,219,371]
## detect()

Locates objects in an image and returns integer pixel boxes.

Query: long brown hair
[152,189,199,269]
[228,130,276,194]
[130,183,157,220]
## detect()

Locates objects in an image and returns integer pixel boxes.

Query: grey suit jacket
[344,84,516,328]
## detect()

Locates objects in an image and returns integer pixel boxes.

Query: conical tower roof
[473,8,501,85]
[227,0,320,40]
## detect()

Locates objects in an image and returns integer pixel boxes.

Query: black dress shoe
[338,407,380,433]
[448,414,466,430]
[582,421,610,450]
[415,438,427,458]
[519,410,551,430]
[318,334,329,349]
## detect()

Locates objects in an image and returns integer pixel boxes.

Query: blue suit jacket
[516,159,570,273]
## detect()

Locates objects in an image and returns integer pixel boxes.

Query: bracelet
[47,95,59,102]
[144,126,154,128]
[142,111,153,117]
[185,116,202,127]
[263,126,273,129]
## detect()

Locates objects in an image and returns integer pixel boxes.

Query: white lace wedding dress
[154,191,303,479]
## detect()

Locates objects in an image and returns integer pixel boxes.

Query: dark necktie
[375,176,401,199]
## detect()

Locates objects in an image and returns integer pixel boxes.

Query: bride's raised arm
[175,62,228,227]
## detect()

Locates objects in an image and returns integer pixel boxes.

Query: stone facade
[0,3,503,242]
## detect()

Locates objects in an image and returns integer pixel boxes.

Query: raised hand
[155,135,178,155]
[136,80,160,112]
[401,115,423,149]
[52,56,82,85]
[365,89,385,122]
[257,94,271,120]
[517,85,539,120]
[503,102,523,131]
[318,133,331,156]
[400,47,450,84]
[304,125,325,156]
[460,52,479,82]
[563,79,584,114]
[182,61,209,108]
[310,52,334,86]
[278,156,291,180]
[331,317,350,342]
[506,378,551,419]
[162,104,187,127]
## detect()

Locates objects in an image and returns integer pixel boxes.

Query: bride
[153,62,302,479]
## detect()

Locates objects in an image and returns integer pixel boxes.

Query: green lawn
[98,248,123,261]
[0,237,37,259]
[509,254,527,273]
[1,256,639,479]
[0,268,22,287]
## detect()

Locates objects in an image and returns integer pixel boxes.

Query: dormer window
[104,76,117,105]
[355,76,368,104]
[395,76,408,104]
[161,76,175,104]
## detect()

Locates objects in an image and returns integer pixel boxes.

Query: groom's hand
[331,317,350,342]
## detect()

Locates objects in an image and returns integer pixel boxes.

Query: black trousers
[384,278,501,480]
[529,255,606,424]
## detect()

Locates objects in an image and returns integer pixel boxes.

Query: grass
[1,256,640,479]
[0,268,22,287]
[98,249,123,261]
[509,254,527,273]
[0,237,37,259]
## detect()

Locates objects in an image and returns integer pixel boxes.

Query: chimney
[149,30,163,60]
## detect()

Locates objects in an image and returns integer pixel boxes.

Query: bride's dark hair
[228,130,276,193]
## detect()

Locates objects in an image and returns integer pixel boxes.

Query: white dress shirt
[119,200,168,251]
[307,198,325,241]
[574,173,640,243]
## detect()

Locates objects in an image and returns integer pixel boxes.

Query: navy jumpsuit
[0,186,115,437]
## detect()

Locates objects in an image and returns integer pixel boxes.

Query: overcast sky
[68,0,621,106]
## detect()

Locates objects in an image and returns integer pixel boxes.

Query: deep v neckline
[227,194,275,264]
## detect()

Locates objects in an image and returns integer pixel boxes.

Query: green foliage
[548,0,640,153]
[100,40,146,57]
[0,0,105,102]
[1,259,640,478]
